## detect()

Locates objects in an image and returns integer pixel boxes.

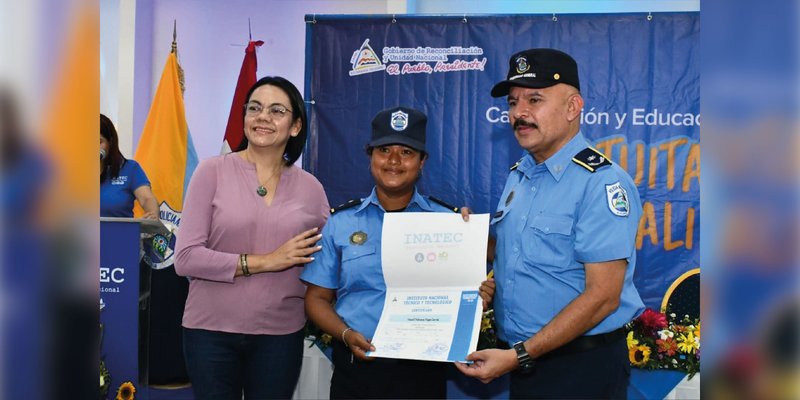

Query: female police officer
[301,106,459,399]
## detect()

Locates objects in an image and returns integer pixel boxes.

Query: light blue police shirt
[492,132,645,344]
[300,187,457,339]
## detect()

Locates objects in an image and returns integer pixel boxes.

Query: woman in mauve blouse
[175,76,328,400]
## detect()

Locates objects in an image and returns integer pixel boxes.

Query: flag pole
[170,20,185,94]
[172,19,177,53]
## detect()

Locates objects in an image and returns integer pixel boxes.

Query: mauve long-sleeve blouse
[175,153,329,335]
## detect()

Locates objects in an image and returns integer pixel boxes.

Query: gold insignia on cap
[349,231,367,245]
[553,73,560,80]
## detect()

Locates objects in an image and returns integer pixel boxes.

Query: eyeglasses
[244,102,293,118]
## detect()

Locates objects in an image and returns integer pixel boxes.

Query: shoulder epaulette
[572,147,612,173]
[509,157,524,171]
[427,196,459,213]
[331,198,362,214]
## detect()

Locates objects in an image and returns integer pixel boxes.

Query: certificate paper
[367,212,489,362]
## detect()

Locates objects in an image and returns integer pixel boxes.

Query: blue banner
[100,221,146,399]
[304,12,699,311]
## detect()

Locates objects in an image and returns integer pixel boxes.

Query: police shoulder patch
[605,182,630,217]
[427,196,459,213]
[331,198,363,214]
[572,147,612,172]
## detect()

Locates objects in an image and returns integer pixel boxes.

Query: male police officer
[456,49,644,399]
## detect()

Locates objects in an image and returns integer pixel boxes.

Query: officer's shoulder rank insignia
[349,231,368,245]
[572,147,612,172]
[605,182,630,216]
[427,196,459,213]
[331,198,363,214]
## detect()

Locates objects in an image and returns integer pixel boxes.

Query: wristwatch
[513,341,535,372]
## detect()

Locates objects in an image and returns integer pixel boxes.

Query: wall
[101,0,699,161]
[140,0,400,159]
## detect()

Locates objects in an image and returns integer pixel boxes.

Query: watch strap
[513,341,535,371]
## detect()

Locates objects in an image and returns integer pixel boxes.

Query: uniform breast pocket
[522,214,574,267]
[341,244,380,290]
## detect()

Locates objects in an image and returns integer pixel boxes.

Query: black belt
[498,327,626,359]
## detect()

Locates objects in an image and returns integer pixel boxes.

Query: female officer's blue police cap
[368,106,427,153]
[491,48,580,97]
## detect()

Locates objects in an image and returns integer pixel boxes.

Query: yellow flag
[134,50,198,268]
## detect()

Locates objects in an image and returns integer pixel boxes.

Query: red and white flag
[221,40,263,154]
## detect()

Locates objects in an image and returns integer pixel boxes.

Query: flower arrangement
[100,323,111,399]
[626,308,700,378]
[115,381,136,400]
[478,309,498,350]
[304,320,333,350]
[100,359,111,398]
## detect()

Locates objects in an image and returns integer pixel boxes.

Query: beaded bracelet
[240,253,251,277]
[341,327,353,348]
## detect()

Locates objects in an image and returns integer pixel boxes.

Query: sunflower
[629,344,652,367]
[116,381,136,400]
[626,331,639,349]
[677,331,699,354]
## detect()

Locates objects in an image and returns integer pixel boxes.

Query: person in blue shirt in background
[456,48,645,399]
[100,113,159,219]
[302,106,480,399]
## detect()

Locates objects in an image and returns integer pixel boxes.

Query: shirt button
[544,227,550,232]
[513,247,519,253]
[531,186,536,192]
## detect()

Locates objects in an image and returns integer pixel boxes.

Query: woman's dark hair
[100,113,126,181]
[236,76,307,166]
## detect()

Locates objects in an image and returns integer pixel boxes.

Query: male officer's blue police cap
[368,106,427,152]
[491,48,580,97]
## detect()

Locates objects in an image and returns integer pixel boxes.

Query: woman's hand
[259,227,323,272]
[305,285,376,361]
[344,329,376,361]
[479,278,496,310]
[460,206,472,222]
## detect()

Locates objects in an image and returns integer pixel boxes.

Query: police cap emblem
[515,55,530,74]
[390,110,409,131]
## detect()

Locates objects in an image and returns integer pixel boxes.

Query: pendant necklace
[244,150,281,197]
[256,167,282,197]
